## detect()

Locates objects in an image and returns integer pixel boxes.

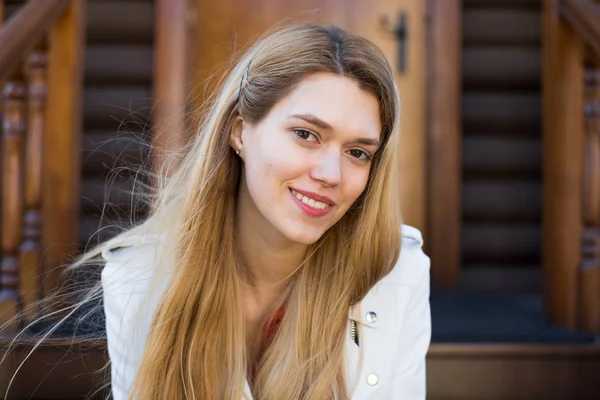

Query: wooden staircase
[461,0,543,293]
[79,0,154,248]
[1,0,600,399]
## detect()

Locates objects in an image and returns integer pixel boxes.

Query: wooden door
[192,0,427,232]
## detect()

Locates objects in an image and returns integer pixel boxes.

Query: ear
[230,115,245,156]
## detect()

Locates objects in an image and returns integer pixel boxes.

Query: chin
[282,225,325,245]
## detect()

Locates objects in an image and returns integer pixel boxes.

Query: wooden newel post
[0,68,26,333]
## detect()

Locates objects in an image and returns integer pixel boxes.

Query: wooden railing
[543,0,600,333]
[0,0,84,332]
[560,0,600,57]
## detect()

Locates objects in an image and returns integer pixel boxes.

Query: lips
[289,188,335,217]
[289,187,335,206]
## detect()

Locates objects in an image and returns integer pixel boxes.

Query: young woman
[99,23,431,399]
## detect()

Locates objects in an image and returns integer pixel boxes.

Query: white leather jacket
[101,224,431,399]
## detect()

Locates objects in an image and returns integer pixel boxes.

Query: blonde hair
[6,22,402,400]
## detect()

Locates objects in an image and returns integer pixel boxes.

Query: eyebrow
[288,113,380,147]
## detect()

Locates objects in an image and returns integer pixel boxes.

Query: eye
[294,128,319,143]
[348,149,372,162]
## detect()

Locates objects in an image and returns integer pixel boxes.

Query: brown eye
[348,149,371,161]
[294,128,318,143]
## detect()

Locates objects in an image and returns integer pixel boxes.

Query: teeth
[291,190,330,210]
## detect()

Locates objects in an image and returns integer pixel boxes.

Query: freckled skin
[234,72,382,246]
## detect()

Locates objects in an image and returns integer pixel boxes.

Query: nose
[310,148,341,187]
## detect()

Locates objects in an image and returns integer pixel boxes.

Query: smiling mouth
[290,189,332,210]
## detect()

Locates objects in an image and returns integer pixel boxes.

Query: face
[232,72,382,246]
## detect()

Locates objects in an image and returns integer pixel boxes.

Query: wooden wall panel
[427,0,462,288]
[350,0,427,233]
[542,0,585,328]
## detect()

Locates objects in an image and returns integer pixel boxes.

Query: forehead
[268,72,382,139]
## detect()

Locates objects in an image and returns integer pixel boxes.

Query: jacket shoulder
[101,234,171,399]
[381,224,430,287]
[100,233,171,318]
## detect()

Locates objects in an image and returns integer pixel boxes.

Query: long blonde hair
[7,22,402,400]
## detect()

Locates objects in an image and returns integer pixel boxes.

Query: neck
[235,183,307,306]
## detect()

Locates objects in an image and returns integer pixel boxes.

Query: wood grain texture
[578,67,600,332]
[560,0,600,57]
[349,0,428,234]
[152,0,196,176]
[542,0,585,329]
[19,43,48,321]
[41,0,85,300]
[0,0,68,81]
[0,68,26,333]
[428,348,600,399]
[426,0,462,288]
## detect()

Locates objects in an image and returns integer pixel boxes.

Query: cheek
[244,132,304,192]
[343,169,371,205]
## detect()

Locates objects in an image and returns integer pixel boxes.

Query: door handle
[379,12,408,74]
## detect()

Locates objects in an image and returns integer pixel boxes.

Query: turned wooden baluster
[0,67,26,333]
[579,66,600,333]
[19,42,47,321]
[0,0,4,286]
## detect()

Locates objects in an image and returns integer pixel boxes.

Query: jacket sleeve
[390,246,431,399]
[101,243,167,400]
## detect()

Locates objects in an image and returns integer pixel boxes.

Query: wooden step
[462,222,541,264]
[80,177,147,214]
[83,87,152,128]
[5,339,600,399]
[428,344,600,400]
[463,0,541,8]
[463,9,541,46]
[462,92,541,136]
[462,180,542,221]
[463,137,542,178]
[463,47,541,90]
[85,45,153,85]
[79,211,147,248]
[4,338,108,400]
[81,131,150,176]
[87,1,154,44]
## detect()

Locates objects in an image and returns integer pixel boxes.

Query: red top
[261,306,285,349]
[249,306,285,384]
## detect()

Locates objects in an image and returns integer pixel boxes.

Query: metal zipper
[349,319,358,345]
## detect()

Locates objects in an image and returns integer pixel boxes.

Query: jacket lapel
[348,282,403,399]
